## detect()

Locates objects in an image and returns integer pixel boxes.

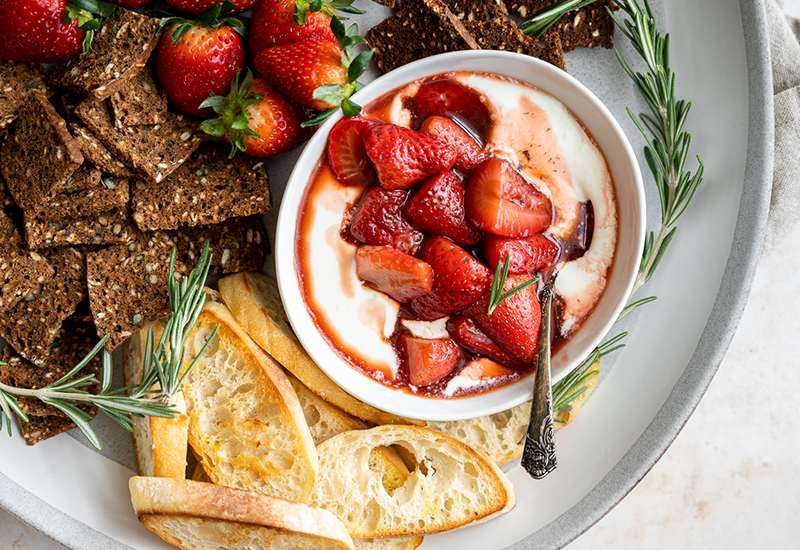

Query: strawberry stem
[199,69,264,158]
[64,0,116,53]
[159,1,247,42]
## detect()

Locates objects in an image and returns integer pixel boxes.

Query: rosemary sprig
[486,256,539,315]
[519,0,599,39]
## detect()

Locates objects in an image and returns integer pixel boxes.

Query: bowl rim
[275,49,646,422]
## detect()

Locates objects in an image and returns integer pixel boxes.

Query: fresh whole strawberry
[412,79,492,137]
[249,0,337,57]
[405,171,481,246]
[348,186,424,255]
[464,274,541,365]
[446,315,528,370]
[200,70,308,157]
[111,0,152,7]
[364,124,457,190]
[420,115,489,176]
[155,3,246,117]
[356,245,433,302]
[327,116,377,186]
[466,157,553,237]
[482,233,560,274]
[400,334,462,386]
[164,0,256,14]
[408,236,492,321]
[0,0,115,63]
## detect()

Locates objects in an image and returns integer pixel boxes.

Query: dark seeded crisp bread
[0,317,101,445]
[0,60,53,130]
[86,234,188,351]
[24,207,137,248]
[506,0,616,51]
[0,210,55,312]
[49,9,160,100]
[69,121,134,178]
[0,90,84,213]
[150,215,268,275]
[75,98,202,184]
[366,0,479,73]
[109,66,168,128]
[62,165,104,193]
[0,247,87,366]
[38,178,130,223]
[470,19,566,70]
[131,143,272,231]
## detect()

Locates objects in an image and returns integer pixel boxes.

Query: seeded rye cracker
[506,0,616,51]
[131,143,272,231]
[0,210,55,313]
[0,317,102,445]
[38,178,130,223]
[86,234,189,351]
[61,164,104,193]
[0,90,83,214]
[0,247,88,366]
[0,60,53,130]
[49,9,160,100]
[69,121,134,178]
[75,97,203,184]
[109,65,169,128]
[25,207,138,248]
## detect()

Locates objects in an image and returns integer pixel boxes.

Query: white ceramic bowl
[275,50,645,422]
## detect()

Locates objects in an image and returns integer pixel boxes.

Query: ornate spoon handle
[521,281,557,479]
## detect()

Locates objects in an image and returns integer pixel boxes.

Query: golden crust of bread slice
[309,424,515,538]
[218,271,423,426]
[182,301,318,503]
[554,359,600,427]
[130,476,355,550]
[353,537,424,550]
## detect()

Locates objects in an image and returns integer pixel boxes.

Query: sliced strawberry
[464,274,541,365]
[446,315,528,370]
[356,245,433,302]
[349,187,424,255]
[465,158,553,237]
[409,236,492,321]
[482,233,560,274]
[327,116,377,186]
[364,124,457,190]
[405,172,481,246]
[400,334,462,386]
[419,115,489,176]
[411,79,491,137]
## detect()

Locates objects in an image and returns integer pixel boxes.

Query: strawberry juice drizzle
[295,71,618,399]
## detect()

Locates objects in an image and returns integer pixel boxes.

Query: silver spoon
[521,281,557,479]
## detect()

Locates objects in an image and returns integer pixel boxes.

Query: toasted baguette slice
[354,537,424,550]
[182,301,318,503]
[553,359,600,426]
[309,425,515,537]
[218,271,422,426]
[130,477,354,550]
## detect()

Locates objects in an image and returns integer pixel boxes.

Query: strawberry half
[356,245,433,302]
[408,236,492,321]
[464,274,541,365]
[400,334,462,386]
[465,157,553,237]
[364,124,457,190]
[412,79,491,137]
[349,186,424,255]
[482,233,560,274]
[446,315,528,370]
[420,115,489,176]
[327,116,377,186]
[405,171,481,246]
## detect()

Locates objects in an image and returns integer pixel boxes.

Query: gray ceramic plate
[0,0,772,548]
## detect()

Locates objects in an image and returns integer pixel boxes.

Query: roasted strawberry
[482,233,560,274]
[409,236,492,321]
[364,124,457,190]
[0,0,113,63]
[356,246,433,302]
[412,79,491,137]
[155,4,246,117]
[400,334,461,386]
[464,274,541,365]
[465,157,553,237]
[200,70,308,157]
[446,315,528,370]
[405,172,481,246]
[249,0,337,58]
[327,116,377,186]
[349,187,424,255]
[164,0,256,15]
[420,115,489,176]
